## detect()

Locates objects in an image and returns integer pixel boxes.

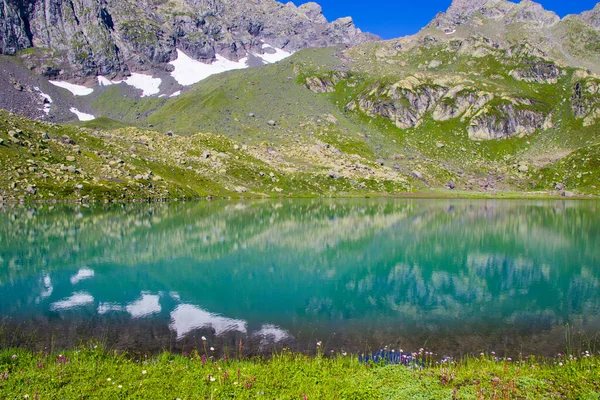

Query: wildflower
[559,362,564,366]
[342,352,348,356]
[12,355,17,360]
[142,370,147,375]
[107,378,111,382]
[210,377,216,382]
[316,341,322,347]
[491,351,496,355]
[118,385,122,389]
[480,352,485,357]
[210,347,215,351]
[24,396,29,399]
[234,382,239,385]
[201,336,207,341]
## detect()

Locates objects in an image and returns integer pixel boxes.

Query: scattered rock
[233,144,240,150]
[267,120,276,127]
[61,135,75,145]
[41,132,50,140]
[562,191,575,198]
[412,170,424,180]
[436,142,445,149]
[446,181,456,190]
[67,166,77,173]
[518,164,529,173]
[375,159,385,166]
[25,185,36,195]
[66,156,76,162]
[202,151,211,159]
[248,113,255,118]
[166,131,174,137]
[75,184,84,190]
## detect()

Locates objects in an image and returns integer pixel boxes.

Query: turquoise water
[0,199,598,356]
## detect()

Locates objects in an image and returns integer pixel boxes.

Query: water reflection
[0,199,599,356]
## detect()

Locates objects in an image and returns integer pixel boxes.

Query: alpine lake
[1,199,599,359]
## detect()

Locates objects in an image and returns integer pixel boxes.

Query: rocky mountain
[0,0,376,79]
[1,0,600,202]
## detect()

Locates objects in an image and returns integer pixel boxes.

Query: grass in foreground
[0,347,599,399]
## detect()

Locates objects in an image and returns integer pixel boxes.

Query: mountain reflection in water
[0,199,598,357]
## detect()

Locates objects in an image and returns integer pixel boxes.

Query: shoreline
[0,347,597,399]
[1,190,598,206]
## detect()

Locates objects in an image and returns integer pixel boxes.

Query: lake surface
[0,199,599,357]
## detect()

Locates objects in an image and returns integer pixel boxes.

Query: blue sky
[296,0,600,39]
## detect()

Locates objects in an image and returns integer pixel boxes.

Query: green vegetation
[0,347,598,399]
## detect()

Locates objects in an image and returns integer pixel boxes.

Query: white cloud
[169,304,247,339]
[70,268,95,285]
[97,302,125,314]
[254,324,290,343]
[126,293,161,318]
[50,292,94,311]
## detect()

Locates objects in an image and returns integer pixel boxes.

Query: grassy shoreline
[0,347,598,399]
[1,189,598,206]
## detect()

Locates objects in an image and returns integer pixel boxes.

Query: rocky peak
[434,0,559,28]
[0,0,378,79]
[579,2,600,29]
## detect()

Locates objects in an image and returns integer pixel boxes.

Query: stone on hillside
[267,120,277,127]
[233,144,240,150]
[0,139,3,145]
[41,132,50,139]
[62,135,75,145]
[67,166,77,173]
[248,113,255,118]
[75,184,84,190]
[202,151,211,159]
[446,181,456,190]
[166,131,174,137]
[436,142,445,148]
[66,156,76,162]
[518,164,529,173]
[25,185,36,195]
[428,60,443,69]
[412,170,424,180]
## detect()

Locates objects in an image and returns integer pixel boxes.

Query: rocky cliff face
[0,0,377,79]
[579,3,600,30]
[343,77,551,140]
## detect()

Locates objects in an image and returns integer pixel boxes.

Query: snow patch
[122,73,162,97]
[98,74,161,96]
[169,49,249,86]
[70,268,95,285]
[126,293,161,318]
[34,87,53,115]
[50,292,94,311]
[169,304,247,339]
[260,44,292,64]
[49,80,94,96]
[69,108,95,121]
[170,90,181,98]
